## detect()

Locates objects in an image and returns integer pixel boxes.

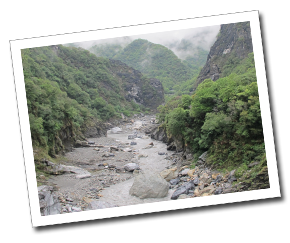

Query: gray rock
[72,207,82,212]
[178,194,189,199]
[158,152,166,155]
[248,161,260,168]
[76,174,91,179]
[180,168,190,176]
[171,180,195,200]
[128,134,137,139]
[198,151,208,162]
[123,148,132,152]
[193,177,199,186]
[88,200,117,210]
[110,146,119,151]
[110,127,122,134]
[130,173,169,199]
[115,167,123,173]
[38,185,61,216]
[228,176,237,183]
[130,141,137,145]
[65,205,72,213]
[124,163,140,172]
[169,177,180,185]
[214,187,223,195]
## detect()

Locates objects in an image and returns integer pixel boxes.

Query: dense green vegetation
[157,53,266,171]
[89,43,124,59]
[113,39,192,92]
[21,45,158,156]
[88,39,210,98]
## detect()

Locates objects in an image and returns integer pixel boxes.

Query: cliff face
[194,22,253,89]
[109,59,164,110]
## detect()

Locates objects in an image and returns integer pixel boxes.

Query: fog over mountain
[69,25,220,59]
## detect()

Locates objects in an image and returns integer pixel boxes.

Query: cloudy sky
[73,25,220,58]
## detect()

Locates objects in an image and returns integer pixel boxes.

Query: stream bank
[38,115,240,216]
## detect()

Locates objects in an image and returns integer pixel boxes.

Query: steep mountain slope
[113,39,192,92]
[195,22,253,89]
[21,45,164,155]
[89,43,124,59]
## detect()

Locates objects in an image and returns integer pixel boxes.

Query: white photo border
[10,10,280,227]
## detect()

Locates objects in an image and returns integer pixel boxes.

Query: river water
[97,122,175,207]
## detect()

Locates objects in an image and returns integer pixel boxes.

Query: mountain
[195,22,253,89]
[21,45,164,156]
[112,39,193,92]
[156,21,268,190]
[89,43,123,59]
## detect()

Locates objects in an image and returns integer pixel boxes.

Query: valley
[22,22,270,216]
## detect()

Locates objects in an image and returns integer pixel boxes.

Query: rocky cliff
[194,22,253,89]
[108,59,164,110]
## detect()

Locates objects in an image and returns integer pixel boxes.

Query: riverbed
[48,116,175,213]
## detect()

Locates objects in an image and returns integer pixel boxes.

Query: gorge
[21,22,270,216]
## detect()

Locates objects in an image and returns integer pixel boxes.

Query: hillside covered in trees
[156,22,268,190]
[88,39,210,96]
[21,45,164,156]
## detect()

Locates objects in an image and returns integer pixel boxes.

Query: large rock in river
[124,163,140,172]
[129,173,169,199]
[38,185,61,216]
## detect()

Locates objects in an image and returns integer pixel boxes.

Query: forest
[157,52,267,182]
[21,45,162,156]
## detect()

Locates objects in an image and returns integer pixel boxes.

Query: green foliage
[21,44,158,156]
[113,39,193,92]
[157,53,265,169]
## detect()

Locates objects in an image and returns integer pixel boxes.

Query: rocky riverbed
[38,115,239,216]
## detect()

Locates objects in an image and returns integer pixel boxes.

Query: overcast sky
[74,25,220,56]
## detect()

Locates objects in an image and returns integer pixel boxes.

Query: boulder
[110,127,122,134]
[128,134,137,139]
[200,172,209,183]
[110,146,119,152]
[171,180,195,200]
[160,167,178,181]
[129,173,169,199]
[38,185,61,216]
[124,163,140,172]
[193,177,199,186]
[130,142,137,145]
[179,168,190,176]
[199,185,216,195]
[198,151,208,164]
[169,177,180,185]
[214,187,223,195]
[187,169,195,178]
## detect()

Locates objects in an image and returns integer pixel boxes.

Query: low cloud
[70,25,220,58]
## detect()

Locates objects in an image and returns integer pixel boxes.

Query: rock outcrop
[109,59,165,110]
[129,172,169,199]
[194,22,253,90]
[38,185,61,216]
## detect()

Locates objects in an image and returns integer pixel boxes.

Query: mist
[71,25,220,59]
